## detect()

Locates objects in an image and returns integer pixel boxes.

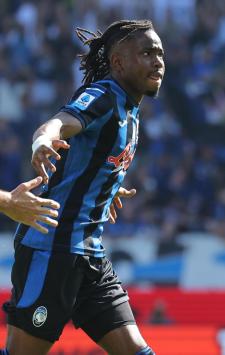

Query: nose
[153,55,164,70]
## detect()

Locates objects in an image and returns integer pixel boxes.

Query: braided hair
[76,19,154,85]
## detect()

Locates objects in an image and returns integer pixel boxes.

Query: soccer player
[0,176,59,234]
[3,20,165,355]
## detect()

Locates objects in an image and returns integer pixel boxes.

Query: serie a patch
[73,92,96,110]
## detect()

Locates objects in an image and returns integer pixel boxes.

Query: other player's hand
[109,187,136,224]
[5,176,60,234]
[32,139,70,184]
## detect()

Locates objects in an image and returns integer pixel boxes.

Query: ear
[110,51,125,75]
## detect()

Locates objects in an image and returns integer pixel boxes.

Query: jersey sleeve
[59,84,113,129]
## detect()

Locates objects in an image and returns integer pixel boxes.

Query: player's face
[115,30,165,102]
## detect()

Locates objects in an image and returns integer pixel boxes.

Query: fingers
[33,145,61,162]
[109,213,115,224]
[108,187,136,225]
[30,214,59,233]
[32,161,49,184]
[37,215,58,228]
[32,151,56,172]
[114,196,122,209]
[25,207,59,233]
[41,145,62,160]
[31,141,70,185]
[127,188,136,197]
[113,187,136,209]
[33,207,58,217]
[52,140,70,150]
[109,203,117,224]
[38,199,60,210]
[31,222,49,234]
[31,145,62,183]
[18,177,43,192]
[38,152,57,171]
[118,187,136,198]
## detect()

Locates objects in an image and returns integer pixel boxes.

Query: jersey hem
[20,240,105,257]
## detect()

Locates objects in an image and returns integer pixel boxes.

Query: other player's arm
[32,112,82,184]
[0,176,60,234]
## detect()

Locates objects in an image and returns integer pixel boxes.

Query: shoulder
[69,81,114,112]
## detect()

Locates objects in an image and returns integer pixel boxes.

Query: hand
[109,187,136,224]
[32,139,70,184]
[4,176,60,234]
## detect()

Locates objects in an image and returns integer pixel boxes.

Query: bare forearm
[33,112,82,142]
[33,118,63,142]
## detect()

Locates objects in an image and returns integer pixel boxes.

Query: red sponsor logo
[107,143,134,171]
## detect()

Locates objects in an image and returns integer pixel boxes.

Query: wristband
[32,135,52,154]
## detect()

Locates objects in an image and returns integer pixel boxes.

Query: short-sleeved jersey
[15,77,140,257]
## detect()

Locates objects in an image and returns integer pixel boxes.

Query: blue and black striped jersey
[15,77,140,257]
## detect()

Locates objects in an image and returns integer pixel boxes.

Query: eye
[143,48,164,58]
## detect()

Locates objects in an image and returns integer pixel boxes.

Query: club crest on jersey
[108,143,134,171]
[73,92,96,110]
[32,306,47,327]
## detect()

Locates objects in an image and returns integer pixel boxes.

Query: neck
[110,73,143,105]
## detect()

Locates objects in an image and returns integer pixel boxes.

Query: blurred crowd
[1,0,225,246]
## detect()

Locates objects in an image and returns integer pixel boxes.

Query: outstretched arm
[32,112,82,184]
[0,176,60,234]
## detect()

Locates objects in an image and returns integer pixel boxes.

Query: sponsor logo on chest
[108,143,134,171]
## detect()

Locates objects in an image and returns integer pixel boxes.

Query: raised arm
[32,112,82,184]
[0,176,60,234]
